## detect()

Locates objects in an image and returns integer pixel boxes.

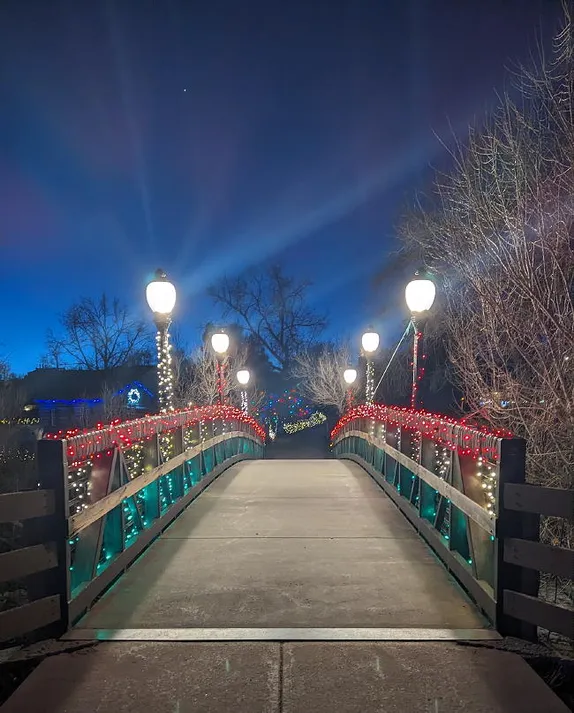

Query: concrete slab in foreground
[2,642,569,713]
[283,642,570,713]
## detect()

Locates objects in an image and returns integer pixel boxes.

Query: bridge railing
[331,404,561,640]
[0,405,265,644]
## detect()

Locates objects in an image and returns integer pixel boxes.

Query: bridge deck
[73,458,488,635]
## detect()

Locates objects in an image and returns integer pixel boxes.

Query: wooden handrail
[0,543,58,583]
[504,483,574,520]
[0,490,55,523]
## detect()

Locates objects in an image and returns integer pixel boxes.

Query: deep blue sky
[0,0,563,374]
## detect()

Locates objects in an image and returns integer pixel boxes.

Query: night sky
[0,0,563,374]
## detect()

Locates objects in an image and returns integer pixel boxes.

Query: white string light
[477,456,497,516]
[156,327,174,412]
[365,360,375,405]
[434,444,451,480]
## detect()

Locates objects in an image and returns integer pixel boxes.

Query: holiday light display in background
[283,411,326,434]
[127,387,141,408]
[255,388,317,436]
[0,417,40,426]
[268,420,277,440]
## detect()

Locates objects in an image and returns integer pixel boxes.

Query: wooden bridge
[0,405,572,711]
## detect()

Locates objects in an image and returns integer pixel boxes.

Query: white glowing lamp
[236,369,250,386]
[405,276,436,314]
[343,368,357,385]
[361,330,379,354]
[211,332,230,355]
[146,269,176,315]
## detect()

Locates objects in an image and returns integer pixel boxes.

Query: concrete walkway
[2,459,569,712]
[2,641,569,712]
[71,459,487,632]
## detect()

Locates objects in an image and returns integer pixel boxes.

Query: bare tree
[293,344,356,414]
[0,358,12,381]
[208,265,327,370]
[38,341,64,369]
[398,4,574,573]
[46,294,151,370]
[0,382,36,496]
[175,343,249,408]
[101,383,130,423]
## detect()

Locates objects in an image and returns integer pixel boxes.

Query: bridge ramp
[72,458,488,634]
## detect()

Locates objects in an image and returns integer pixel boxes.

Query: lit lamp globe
[236,369,250,386]
[146,269,177,316]
[405,276,436,314]
[361,330,379,354]
[343,368,357,385]
[211,332,230,355]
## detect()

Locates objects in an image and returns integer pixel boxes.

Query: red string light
[330,404,513,460]
[45,405,266,464]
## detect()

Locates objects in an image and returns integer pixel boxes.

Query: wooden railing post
[495,437,540,640]
[35,438,71,637]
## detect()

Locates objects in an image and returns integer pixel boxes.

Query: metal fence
[331,404,573,641]
[0,405,265,644]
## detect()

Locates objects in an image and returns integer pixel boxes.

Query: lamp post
[361,328,379,405]
[211,331,230,404]
[405,271,436,409]
[146,269,177,413]
[236,369,250,415]
[343,368,357,412]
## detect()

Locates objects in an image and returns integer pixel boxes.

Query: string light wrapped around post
[146,269,177,413]
[156,328,174,412]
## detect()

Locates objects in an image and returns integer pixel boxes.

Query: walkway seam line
[278,642,284,713]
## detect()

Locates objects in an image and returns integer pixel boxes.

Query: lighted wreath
[127,388,141,407]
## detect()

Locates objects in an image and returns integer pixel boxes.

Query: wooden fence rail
[0,489,64,643]
[501,483,574,640]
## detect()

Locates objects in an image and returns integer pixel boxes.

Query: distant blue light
[34,398,102,406]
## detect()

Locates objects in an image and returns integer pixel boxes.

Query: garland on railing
[330,403,512,460]
[44,404,266,463]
